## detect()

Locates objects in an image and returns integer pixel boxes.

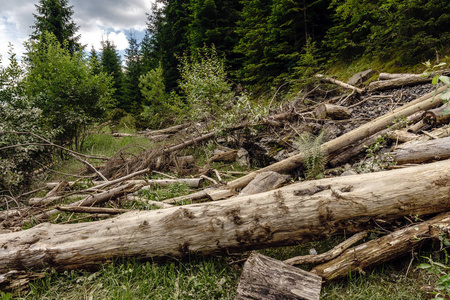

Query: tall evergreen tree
[100,38,125,110]
[124,33,143,114]
[89,46,101,75]
[30,0,82,53]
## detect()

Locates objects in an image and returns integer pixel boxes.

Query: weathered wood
[315,74,365,94]
[24,183,137,225]
[56,206,130,214]
[311,212,450,281]
[390,136,450,164]
[328,111,424,167]
[315,104,351,120]
[239,171,289,197]
[347,69,375,86]
[369,75,431,91]
[284,231,368,265]
[387,130,420,143]
[422,105,450,127]
[235,252,322,300]
[378,73,417,80]
[0,160,449,272]
[209,150,239,163]
[126,195,174,209]
[228,89,445,189]
[134,178,203,189]
[175,155,195,167]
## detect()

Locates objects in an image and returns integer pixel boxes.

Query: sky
[0,0,153,66]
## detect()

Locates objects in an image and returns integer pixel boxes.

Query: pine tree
[30,0,82,53]
[89,46,101,75]
[100,38,125,110]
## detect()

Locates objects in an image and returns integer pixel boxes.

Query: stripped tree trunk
[0,160,449,272]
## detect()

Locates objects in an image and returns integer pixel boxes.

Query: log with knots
[0,159,449,273]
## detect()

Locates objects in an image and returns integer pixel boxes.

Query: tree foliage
[25,32,114,148]
[30,0,82,53]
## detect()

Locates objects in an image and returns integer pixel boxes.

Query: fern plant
[294,131,325,180]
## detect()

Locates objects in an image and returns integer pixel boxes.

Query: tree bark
[422,105,450,127]
[390,136,450,164]
[228,89,445,190]
[369,75,431,91]
[311,212,450,281]
[235,252,322,300]
[0,160,449,272]
[315,104,351,120]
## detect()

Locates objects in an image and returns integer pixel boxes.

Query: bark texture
[235,252,322,300]
[311,212,450,281]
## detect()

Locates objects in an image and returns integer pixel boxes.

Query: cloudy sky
[0,0,154,66]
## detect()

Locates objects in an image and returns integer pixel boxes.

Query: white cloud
[0,0,153,66]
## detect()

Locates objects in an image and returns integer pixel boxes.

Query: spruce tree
[124,34,143,114]
[100,38,125,110]
[30,0,82,53]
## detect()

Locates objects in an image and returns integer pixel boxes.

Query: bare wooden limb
[56,206,130,214]
[0,131,109,160]
[284,231,368,265]
[82,168,150,192]
[161,190,209,204]
[0,160,449,272]
[126,195,174,208]
[311,212,450,281]
[152,170,176,179]
[140,123,190,136]
[236,252,322,300]
[315,74,365,94]
[200,174,218,185]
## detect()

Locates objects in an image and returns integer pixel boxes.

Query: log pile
[1,70,450,296]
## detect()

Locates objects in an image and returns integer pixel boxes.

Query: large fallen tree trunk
[311,212,450,281]
[0,160,449,272]
[228,88,446,190]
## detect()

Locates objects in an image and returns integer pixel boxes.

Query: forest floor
[2,77,450,299]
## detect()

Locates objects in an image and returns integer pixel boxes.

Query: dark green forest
[1,0,450,191]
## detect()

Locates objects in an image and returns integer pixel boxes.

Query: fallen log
[315,104,351,120]
[311,212,450,281]
[228,89,445,189]
[0,160,449,272]
[369,75,431,91]
[235,252,322,300]
[390,136,450,164]
[422,105,450,127]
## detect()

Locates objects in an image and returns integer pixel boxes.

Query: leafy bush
[24,31,115,148]
[179,45,234,123]
[0,45,56,191]
[139,65,185,128]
